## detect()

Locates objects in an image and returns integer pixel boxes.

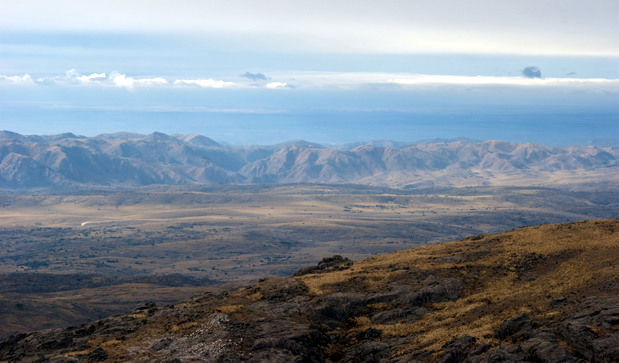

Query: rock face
[294,255,353,276]
[1,219,618,362]
[1,131,618,190]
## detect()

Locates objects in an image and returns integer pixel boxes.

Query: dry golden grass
[216,304,244,314]
[367,302,392,311]
[170,321,198,332]
[127,313,148,319]
[245,291,264,302]
[299,269,357,296]
[297,219,619,351]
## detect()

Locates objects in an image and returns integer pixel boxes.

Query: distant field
[0,184,617,338]
[1,184,617,280]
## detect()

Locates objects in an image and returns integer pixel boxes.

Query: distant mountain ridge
[0,131,86,143]
[330,137,482,151]
[92,131,146,140]
[0,131,617,190]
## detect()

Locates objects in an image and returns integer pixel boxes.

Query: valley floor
[0,184,616,340]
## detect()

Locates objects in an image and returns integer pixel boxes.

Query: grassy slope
[297,218,619,353]
[1,218,617,362]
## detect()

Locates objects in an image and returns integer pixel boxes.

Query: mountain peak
[0,131,23,141]
[94,132,146,140]
[0,131,85,143]
[172,133,221,147]
[274,139,324,149]
[144,132,175,142]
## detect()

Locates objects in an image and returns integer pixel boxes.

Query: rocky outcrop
[7,287,616,362]
[294,255,353,276]
[436,300,619,363]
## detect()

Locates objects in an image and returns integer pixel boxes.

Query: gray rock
[467,343,491,357]
[592,334,619,363]
[87,347,107,362]
[360,327,382,340]
[150,337,173,351]
[313,292,369,323]
[598,307,619,329]
[494,313,536,342]
[408,279,463,306]
[371,307,429,325]
[484,344,531,362]
[522,337,583,362]
[294,255,353,276]
[552,297,568,308]
[343,341,390,363]
[438,335,476,363]
[556,320,597,360]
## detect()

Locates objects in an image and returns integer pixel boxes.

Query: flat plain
[0,184,617,338]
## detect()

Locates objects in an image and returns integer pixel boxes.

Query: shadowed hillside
[2,219,617,362]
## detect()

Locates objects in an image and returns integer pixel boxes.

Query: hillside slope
[2,219,618,362]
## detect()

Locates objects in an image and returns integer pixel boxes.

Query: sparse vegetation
[1,219,617,362]
[0,185,616,339]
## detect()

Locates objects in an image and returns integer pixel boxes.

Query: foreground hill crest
[0,131,617,190]
[2,219,618,362]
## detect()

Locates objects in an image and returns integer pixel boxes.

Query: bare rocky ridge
[2,219,617,362]
[0,131,617,191]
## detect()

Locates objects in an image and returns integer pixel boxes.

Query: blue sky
[0,0,617,145]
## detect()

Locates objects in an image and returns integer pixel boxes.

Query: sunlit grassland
[296,219,619,351]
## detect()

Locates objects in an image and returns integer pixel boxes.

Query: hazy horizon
[1,124,618,148]
[1,1,617,146]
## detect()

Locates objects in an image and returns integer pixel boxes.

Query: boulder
[494,313,536,342]
[294,255,353,276]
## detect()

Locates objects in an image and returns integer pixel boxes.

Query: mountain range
[0,131,617,190]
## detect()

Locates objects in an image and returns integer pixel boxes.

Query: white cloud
[71,71,169,89]
[173,79,238,88]
[2,70,616,94]
[265,72,619,92]
[107,73,168,89]
[135,77,168,86]
[62,69,106,85]
[265,82,287,89]
[76,72,106,82]
[65,69,80,79]
[0,74,35,84]
[386,75,619,88]
[1,70,226,89]
[109,72,135,89]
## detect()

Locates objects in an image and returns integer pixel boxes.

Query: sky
[0,0,618,145]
